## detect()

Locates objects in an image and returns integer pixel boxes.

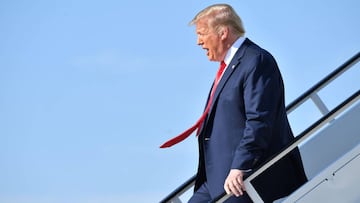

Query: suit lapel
[208,38,251,113]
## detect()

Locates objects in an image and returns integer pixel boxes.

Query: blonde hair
[189,4,245,37]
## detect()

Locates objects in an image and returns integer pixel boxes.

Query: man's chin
[206,55,214,61]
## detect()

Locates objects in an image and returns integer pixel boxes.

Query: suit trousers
[188,182,252,203]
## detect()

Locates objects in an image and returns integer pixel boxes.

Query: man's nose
[197,37,203,46]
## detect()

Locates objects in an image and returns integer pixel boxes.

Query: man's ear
[220,26,229,40]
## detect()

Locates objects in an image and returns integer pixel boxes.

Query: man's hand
[224,169,246,197]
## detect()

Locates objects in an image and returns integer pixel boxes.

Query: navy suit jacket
[195,39,307,202]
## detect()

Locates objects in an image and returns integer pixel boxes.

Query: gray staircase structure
[283,101,360,203]
[300,101,360,180]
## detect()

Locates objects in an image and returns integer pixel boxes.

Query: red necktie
[160,61,227,148]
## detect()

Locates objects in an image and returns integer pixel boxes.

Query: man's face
[195,19,223,62]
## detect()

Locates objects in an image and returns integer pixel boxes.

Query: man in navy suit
[186,4,307,203]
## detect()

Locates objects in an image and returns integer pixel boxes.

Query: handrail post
[310,92,330,115]
[243,180,264,203]
[170,197,182,203]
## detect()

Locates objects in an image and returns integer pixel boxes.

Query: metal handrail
[160,175,196,203]
[286,52,360,113]
[160,52,360,203]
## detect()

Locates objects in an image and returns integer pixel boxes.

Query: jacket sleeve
[231,50,283,170]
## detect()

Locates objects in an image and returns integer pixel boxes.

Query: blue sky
[0,0,359,202]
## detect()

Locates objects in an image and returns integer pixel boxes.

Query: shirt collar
[224,36,246,66]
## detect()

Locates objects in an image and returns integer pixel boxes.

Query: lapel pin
[232,65,236,69]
